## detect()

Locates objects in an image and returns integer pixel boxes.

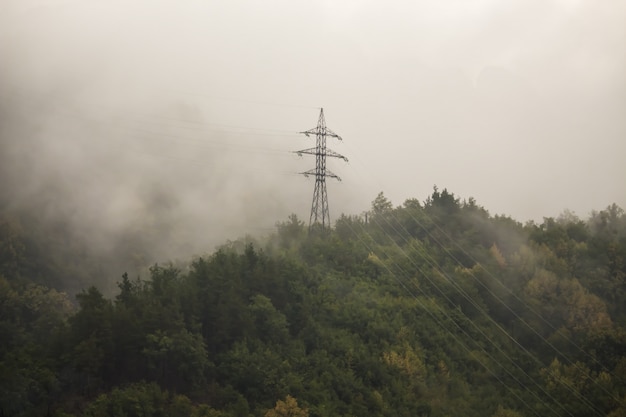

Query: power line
[174,91,320,110]
[339,218,563,417]
[364,208,604,416]
[338,150,614,415]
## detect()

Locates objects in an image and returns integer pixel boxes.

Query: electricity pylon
[295,108,348,231]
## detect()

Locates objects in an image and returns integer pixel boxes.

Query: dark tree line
[1,189,625,416]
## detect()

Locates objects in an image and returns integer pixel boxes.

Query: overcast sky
[1,0,625,254]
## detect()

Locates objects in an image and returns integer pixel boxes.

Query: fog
[1,1,625,270]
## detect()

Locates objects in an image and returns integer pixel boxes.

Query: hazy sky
[1,0,625,254]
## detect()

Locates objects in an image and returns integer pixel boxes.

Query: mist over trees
[2,2,624,415]
[1,189,625,417]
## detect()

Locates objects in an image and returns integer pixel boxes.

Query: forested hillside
[1,188,625,417]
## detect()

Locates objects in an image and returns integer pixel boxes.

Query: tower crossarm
[299,128,318,137]
[299,169,317,177]
[298,127,342,140]
[324,169,342,181]
[325,148,348,162]
[294,147,348,162]
[323,127,342,140]
[299,168,342,181]
[293,147,317,157]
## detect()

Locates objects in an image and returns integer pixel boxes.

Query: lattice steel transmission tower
[295,108,348,231]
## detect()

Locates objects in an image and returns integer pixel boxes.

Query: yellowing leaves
[264,395,308,417]
[382,343,426,382]
[525,270,612,335]
[490,243,507,267]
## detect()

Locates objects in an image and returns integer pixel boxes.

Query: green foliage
[372,191,393,215]
[142,328,210,391]
[0,215,25,278]
[82,382,223,417]
[491,405,523,417]
[1,193,625,417]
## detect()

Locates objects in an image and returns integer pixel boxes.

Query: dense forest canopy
[1,188,625,417]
